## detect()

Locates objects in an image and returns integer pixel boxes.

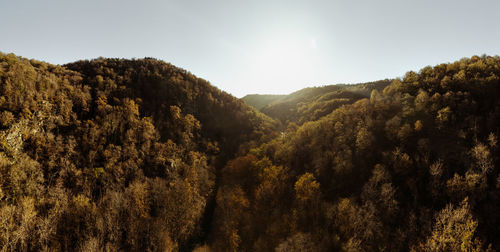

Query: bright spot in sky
[252,37,306,73]
[244,34,320,94]
[310,38,317,49]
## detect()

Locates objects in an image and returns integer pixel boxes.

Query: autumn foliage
[0,52,499,251]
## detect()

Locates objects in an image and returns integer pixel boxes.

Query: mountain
[0,52,499,251]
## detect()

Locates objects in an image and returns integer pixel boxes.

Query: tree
[422,198,487,251]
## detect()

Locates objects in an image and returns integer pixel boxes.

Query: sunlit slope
[251,80,391,124]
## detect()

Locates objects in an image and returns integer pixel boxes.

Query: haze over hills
[240,94,286,110]
[0,52,499,251]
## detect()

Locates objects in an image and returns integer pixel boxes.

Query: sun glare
[247,34,318,94]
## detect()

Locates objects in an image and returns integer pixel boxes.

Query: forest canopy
[0,52,499,251]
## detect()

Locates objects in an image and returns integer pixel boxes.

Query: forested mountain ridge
[0,52,500,251]
[0,52,277,251]
[64,57,279,158]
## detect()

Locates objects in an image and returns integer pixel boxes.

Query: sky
[2,0,500,97]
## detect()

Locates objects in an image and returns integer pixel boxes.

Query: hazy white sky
[2,0,500,97]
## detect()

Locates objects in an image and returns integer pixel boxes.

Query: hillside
[0,53,277,251]
[212,55,500,251]
[0,53,499,251]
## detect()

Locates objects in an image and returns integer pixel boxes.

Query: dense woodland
[0,52,499,251]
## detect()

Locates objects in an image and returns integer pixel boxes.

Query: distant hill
[242,94,286,110]
[256,80,391,124]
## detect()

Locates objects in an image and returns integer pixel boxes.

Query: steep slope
[0,53,277,251]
